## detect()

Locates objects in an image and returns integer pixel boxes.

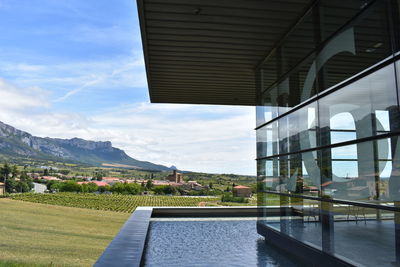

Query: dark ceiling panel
[137,0,313,106]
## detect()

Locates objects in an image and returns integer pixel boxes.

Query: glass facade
[257,0,400,266]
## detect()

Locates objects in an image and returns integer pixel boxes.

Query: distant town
[0,162,256,206]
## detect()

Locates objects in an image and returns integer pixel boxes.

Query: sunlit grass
[0,198,129,267]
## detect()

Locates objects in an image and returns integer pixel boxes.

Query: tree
[80,183,88,193]
[125,183,141,195]
[17,181,30,193]
[5,178,17,193]
[48,180,61,192]
[60,181,81,192]
[19,170,33,192]
[43,168,49,176]
[164,185,176,195]
[209,182,213,189]
[94,171,104,181]
[153,185,166,195]
[146,179,153,190]
[87,182,99,193]
[99,185,111,193]
[20,171,29,182]
[112,182,125,194]
[0,163,11,182]
[11,165,19,178]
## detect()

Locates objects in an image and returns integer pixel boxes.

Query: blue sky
[0,0,256,175]
[0,0,146,112]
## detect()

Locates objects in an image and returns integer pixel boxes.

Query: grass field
[11,193,220,212]
[0,198,129,267]
[0,193,251,266]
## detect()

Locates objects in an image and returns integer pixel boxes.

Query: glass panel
[332,205,398,266]
[320,0,375,40]
[256,87,279,127]
[301,151,321,197]
[256,121,279,158]
[319,137,400,203]
[387,135,400,204]
[257,0,385,117]
[322,1,393,92]
[276,102,318,155]
[258,0,376,97]
[278,117,289,155]
[283,196,322,249]
[288,102,318,152]
[277,56,318,115]
[319,64,398,146]
[279,152,322,196]
[257,161,281,231]
[257,158,280,193]
[262,193,281,231]
[258,53,279,93]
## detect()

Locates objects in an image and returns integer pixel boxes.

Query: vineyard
[11,193,220,213]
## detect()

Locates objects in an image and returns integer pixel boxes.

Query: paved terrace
[266,217,397,266]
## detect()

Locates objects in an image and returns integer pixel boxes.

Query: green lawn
[0,198,129,267]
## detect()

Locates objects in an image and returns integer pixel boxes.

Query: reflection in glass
[319,64,398,146]
[257,121,279,158]
[256,1,400,265]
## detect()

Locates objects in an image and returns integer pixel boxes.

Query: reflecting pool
[143,218,302,267]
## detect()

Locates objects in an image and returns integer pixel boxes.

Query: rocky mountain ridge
[0,121,171,171]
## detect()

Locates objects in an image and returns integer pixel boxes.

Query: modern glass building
[256,1,400,266]
[137,0,400,265]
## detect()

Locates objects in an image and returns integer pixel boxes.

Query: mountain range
[0,121,172,171]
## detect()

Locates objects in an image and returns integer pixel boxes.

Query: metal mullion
[256,130,400,161]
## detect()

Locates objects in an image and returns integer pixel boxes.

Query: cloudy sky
[0,0,256,175]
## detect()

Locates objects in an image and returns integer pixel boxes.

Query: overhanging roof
[137,0,313,106]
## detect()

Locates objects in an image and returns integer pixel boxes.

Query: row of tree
[44,180,222,196]
[47,180,143,195]
[0,163,34,193]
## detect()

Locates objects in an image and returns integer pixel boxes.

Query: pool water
[143,218,302,267]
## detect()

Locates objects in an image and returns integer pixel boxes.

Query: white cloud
[0,78,50,110]
[0,78,256,175]
[0,55,147,101]
[53,57,147,102]
[90,103,256,174]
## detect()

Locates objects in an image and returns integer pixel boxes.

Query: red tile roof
[233,185,250,189]
[78,181,109,187]
[102,177,120,180]
[41,176,60,181]
[321,181,333,187]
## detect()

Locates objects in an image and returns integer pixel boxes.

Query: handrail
[263,190,400,212]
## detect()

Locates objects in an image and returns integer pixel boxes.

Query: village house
[166,170,184,183]
[233,185,252,198]
[77,181,109,187]
[152,180,171,186]
[40,176,61,181]
[0,182,4,195]
[102,177,121,185]
[183,181,204,191]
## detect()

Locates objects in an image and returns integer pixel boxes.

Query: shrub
[221,193,248,203]
[59,181,81,192]
[111,182,142,195]
[152,185,177,195]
